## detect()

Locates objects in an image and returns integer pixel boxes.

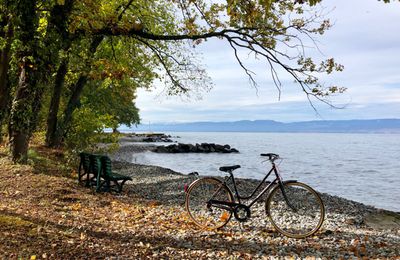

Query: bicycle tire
[185,177,234,230]
[266,181,325,238]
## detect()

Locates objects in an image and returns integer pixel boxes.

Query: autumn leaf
[220,211,230,221]
[148,201,160,207]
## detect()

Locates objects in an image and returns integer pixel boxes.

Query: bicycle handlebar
[260,153,280,161]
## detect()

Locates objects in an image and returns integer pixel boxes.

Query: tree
[79,0,344,101]
[3,0,345,163]
[0,1,14,141]
[44,1,167,147]
[8,0,41,162]
[44,0,75,146]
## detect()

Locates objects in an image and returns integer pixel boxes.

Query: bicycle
[184,153,325,238]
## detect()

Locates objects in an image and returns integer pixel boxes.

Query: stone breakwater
[115,135,240,154]
[153,142,239,153]
[119,133,175,143]
[108,159,400,258]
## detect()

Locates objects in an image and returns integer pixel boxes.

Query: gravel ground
[109,144,400,259]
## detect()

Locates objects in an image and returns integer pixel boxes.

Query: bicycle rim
[266,182,325,238]
[185,177,233,230]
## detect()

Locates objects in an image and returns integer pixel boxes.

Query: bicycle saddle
[219,165,241,172]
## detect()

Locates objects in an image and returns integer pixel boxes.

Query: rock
[196,144,206,153]
[203,145,211,153]
[154,146,167,153]
[188,144,196,152]
[125,133,174,143]
[142,137,156,142]
[179,143,191,152]
[222,148,231,153]
[215,144,224,151]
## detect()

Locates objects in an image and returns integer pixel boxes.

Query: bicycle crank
[233,204,251,222]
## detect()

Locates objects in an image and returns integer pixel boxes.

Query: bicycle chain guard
[233,204,251,222]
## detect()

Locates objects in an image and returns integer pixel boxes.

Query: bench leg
[116,180,128,193]
[85,173,91,187]
[96,179,105,192]
[105,180,111,192]
[78,163,82,182]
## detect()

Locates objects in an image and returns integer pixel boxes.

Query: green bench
[97,156,132,193]
[78,153,132,193]
[78,152,97,187]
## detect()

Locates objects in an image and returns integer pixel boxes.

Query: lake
[126,132,400,212]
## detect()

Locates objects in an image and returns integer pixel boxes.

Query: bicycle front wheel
[185,177,234,230]
[266,182,325,238]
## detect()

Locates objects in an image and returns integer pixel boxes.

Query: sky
[135,0,400,123]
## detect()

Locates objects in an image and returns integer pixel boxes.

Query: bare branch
[134,37,189,93]
[226,37,258,88]
[192,2,214,29]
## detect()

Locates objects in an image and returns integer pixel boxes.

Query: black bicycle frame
[209,162,289,210]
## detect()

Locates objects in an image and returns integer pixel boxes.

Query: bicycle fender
[282,180,297,184]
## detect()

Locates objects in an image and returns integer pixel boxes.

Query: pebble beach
[108,141,400,259]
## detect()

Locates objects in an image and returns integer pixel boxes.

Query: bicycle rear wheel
[266,182,325,238]
[185,177,234,230]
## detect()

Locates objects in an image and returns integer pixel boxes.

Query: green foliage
[65,106,119,153]
[3,0,351,161]
[58,35,153,151]
[82,80,140,127]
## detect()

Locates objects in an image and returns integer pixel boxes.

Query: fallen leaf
[220,212,229,222]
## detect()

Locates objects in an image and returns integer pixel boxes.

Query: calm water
[126,132,400,212]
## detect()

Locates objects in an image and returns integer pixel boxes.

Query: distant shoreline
[115,130,400,134]
[114,118,400,134]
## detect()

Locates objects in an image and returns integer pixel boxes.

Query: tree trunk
[9,0,76,160]
[45,58,68,146]
[43,0,85,147]
[46,0,131,148]
[51,75,88,147]
[50,35,104,147]
[10,58,39,162]
[0,15,13,142]
[9,0,39,163]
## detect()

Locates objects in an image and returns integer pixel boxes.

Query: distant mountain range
[126,119,400,133]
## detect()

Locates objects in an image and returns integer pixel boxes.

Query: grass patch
[0,214,33,228]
